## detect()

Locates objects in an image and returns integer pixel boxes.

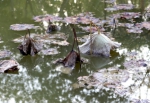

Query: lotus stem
[27,29,30,37]
[72,27,82,68]
[90,21,92,55]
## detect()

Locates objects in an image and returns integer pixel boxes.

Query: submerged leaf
[79,32,121,57]
[40,48,60,55]
[0,60,19,73]
[10,24,39,31]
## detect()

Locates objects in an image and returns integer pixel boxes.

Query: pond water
[0,0,150,103]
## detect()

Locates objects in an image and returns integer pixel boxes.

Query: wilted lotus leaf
[119,12,141,19]
[79,32,121,57]
[114,4,134,10]
[141,22,150,30]
[18,34,43,56]
[0,50,12,59]
[33,14,63,22]
[40,48,60,55]
[56,50,81,68]
[10,24,39,31]
[0,60,19,73]
[80,26,105,33]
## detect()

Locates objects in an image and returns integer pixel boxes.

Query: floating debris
[0,50,12,59]
[33,14,63,22]
[10,24,39,31]
[79,32,121,57]
[0,60,19,73]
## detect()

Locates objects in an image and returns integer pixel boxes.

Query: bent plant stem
[72,28,82,69]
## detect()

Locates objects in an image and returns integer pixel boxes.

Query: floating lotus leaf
[0,60,19,73]
[105,7,118,12]
[119,12,141,19]
[17,34,43,56]
[56,50,81,68]
[79,32,121,57]
[127,28,143,33]
[10,24,39,31]
[13,33,68,45]
[33,14,63,22]
[103,0,116,4]
[75,52,150,102]
[64,12,100,24]
[114,4,134,10]
[141,22,150,30]
[0,50,12,59]
[40,48,60,55]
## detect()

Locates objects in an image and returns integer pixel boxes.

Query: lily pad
[10,24,39,31]
[33,14,63,22]
[0,60,19,73]
[0,50,12,59]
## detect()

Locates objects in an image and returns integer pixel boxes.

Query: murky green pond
[0,0,150,103]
